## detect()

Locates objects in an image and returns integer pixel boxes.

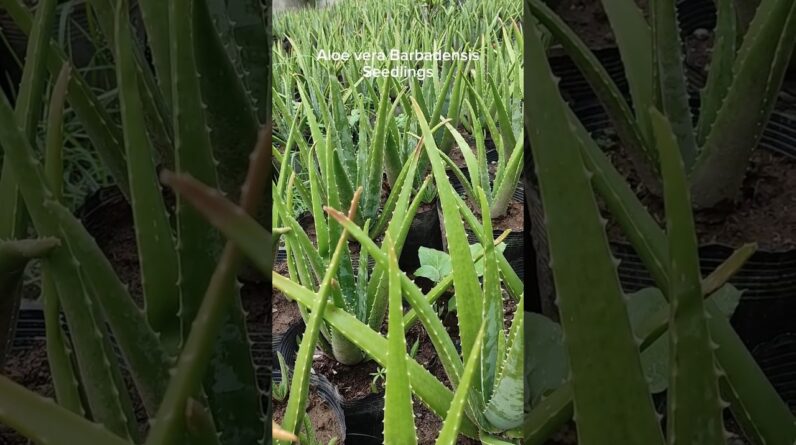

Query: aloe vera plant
[529,0,796,208]
[0,0,275,443]
[526,14,796,445]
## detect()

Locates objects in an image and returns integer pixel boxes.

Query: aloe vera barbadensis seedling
[530,0,796,208]
[525,17,796,445]
[0,0,275,443]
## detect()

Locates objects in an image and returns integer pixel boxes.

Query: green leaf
[652,108,725,444]
[526,22,665,445]
[436,324,486,445]
[525,312,569,407]
[691,0,796,207]
[653,0,699,167]
[115,0,180,350]
[414,247,453,283]
[384,235,418,445]
[0,376,130,445]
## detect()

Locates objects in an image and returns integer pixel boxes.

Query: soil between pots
[602,138,796,251]
[273,390,345,444]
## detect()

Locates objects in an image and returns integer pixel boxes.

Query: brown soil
[0,340,53,444]
[273,289,301,337]
[554,0,649,50]
[314,352,380,402]
[273,390,345,445]
[602,139,796,250]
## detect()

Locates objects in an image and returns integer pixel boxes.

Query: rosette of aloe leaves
[0,0,276,443]
[524,14,796,445]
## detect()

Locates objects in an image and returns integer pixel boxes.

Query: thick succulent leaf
[384,236,418,445]
[413,99,482,363]
[528,0,655,176]
[0,90,169,437]
[0,0,56,240]
[281,202,355,442]
[653,0,699,168]
[146,130,271,445]
[436,325,486,445]
[0,376,130,445]
[115,1,181,349]
[690,0,796,208]
[696,0,737,145]
[598,0,655,142]
[169,0,262,440]
[654,108,729,443]
[0,0,130,197]
[526,23,665,445]
[194,0,261,202]
[483,306,524,431]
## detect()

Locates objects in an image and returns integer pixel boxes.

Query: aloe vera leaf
[0,0,129,197]
[326,208,466,394]
[527,23,665,445]
[275,273,479,439]
[464,99,492,201]
[691,0,796,208]
[598,0,655,142]
[137,0,171,101]
[363,76,393,222]
[580,117,796,445]
[384,235,418,445]
[651,109,725,444]
[280,195,358,442]
[115,1,180,349]
[84,0,174,163]
[439,150,477,207]
[0,91,167,439]
[437,324,486,445]
[306,145,330,258]
[41,63,83,416]
[477,187,503,404]
[490,136,523,218]
[366,151,426,330]
[466,80,505,162]
[414,98,483,365]
[0,375,131,445]
[568,105,671,290]
[205,0,270,123]
[524,239,766,444]
[194,0,260,202]
[530,0,656,171]
[146,129,271,445]
[696,0,737,145]
[0,0,56,240]
[653,0,699,167]
[451,192,522,299]
[443,122,481,191]
[0,239,59,291]
[438,60,467,154]
[370,145,421,238]
[487,75,517,151]
[170,0,262,440]
[483,303,524,431]
[329,75,358,184]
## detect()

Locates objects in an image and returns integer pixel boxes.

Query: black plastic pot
[272,367,347,443]
[400,207,443,273]
[275,320,386,444]
[753,334,796,409]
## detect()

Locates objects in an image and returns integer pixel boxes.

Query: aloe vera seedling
[529,0,796,208]
[0,0,274,443]
[525,15,796,445]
